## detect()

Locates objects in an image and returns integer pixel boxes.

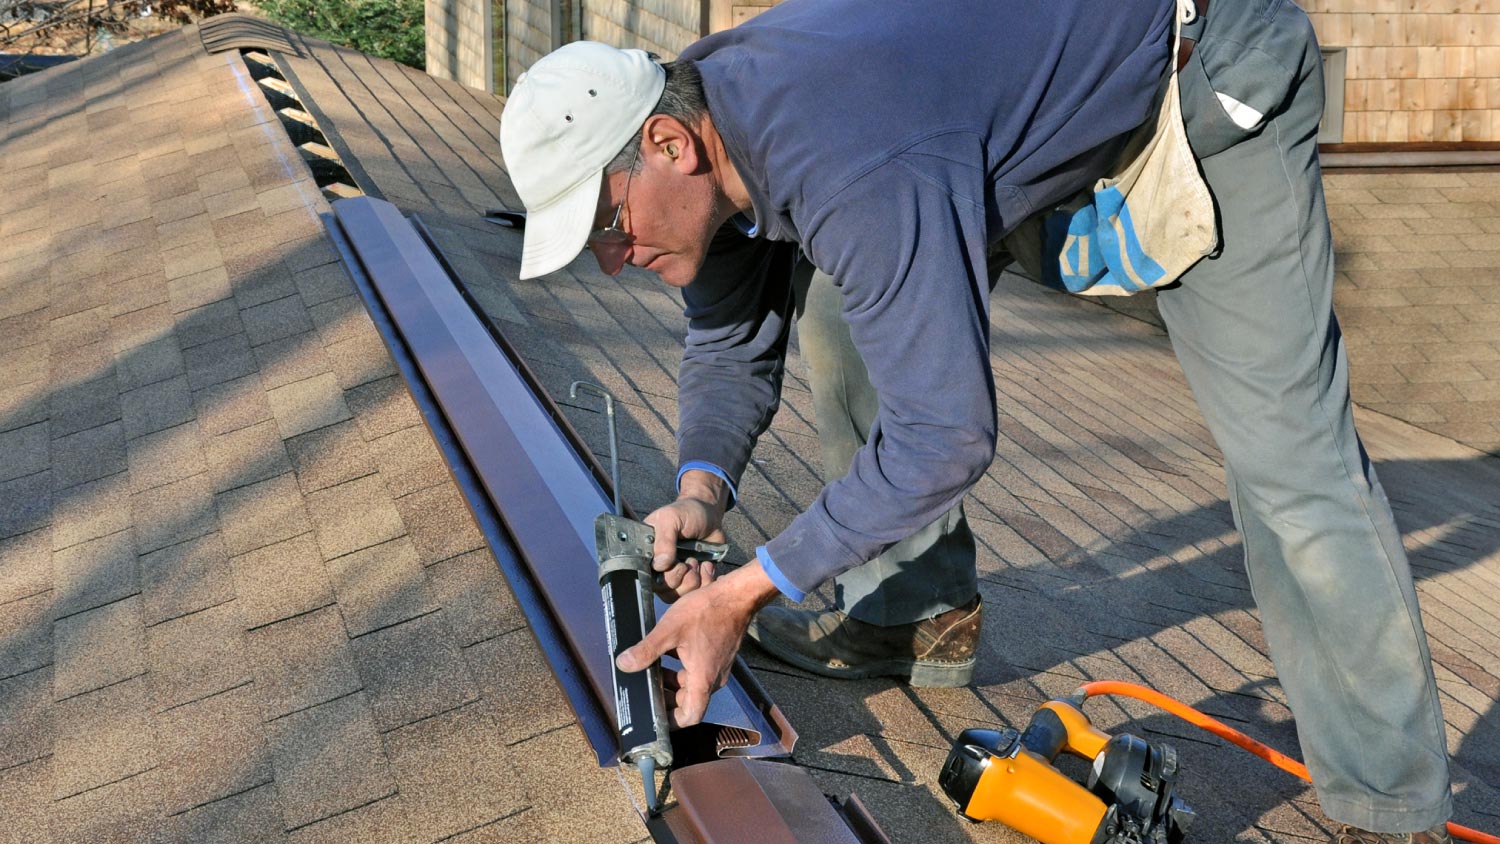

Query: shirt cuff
[755,544,806,602]
[676,460,738,510]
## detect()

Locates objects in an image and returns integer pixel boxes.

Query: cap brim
[518,167,604,280]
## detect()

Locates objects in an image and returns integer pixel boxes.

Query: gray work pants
[1155,2,1451,832]
[791,262,980,627]
[789,0,1451,831]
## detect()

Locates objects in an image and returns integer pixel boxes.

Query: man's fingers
[661,559,716,598]
[625,566,753,731]
[643,510,681,572]
[670,681,711,729]
[619,629,704,728]
[617,624,668,673]
[644,501,726,573]
[661,560,692,593]
[666,690,701,729]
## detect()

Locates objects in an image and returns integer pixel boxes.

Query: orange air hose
[1074,681,1499,844]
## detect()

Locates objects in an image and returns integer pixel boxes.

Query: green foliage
[254,0,424,69]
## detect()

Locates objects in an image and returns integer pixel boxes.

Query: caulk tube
[599,550,672,811]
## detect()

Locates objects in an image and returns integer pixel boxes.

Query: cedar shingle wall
[507,0,556,92]
[424,0,771,94]
[581,0,701,58]
[426,1,1498,141]
[425,0,459,83]
[1303,1,1500,142]
[705,0,779,34]
[456,0,492,91]
[425,0,492,92]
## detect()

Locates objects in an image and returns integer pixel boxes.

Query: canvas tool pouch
[1001,0,1218,296]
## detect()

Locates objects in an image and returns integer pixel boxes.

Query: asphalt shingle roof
[1,16,1497,844]
[0,23,642,844]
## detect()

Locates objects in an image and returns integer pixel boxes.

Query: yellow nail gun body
[940,699,1195,844]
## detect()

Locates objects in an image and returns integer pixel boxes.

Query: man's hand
[616,559,780,728]
[644,469,730,600]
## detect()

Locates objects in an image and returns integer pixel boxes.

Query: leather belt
[1176,0,1209,71]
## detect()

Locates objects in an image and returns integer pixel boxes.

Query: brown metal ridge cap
[329,196,796,769]
[323,207,617,760]
[409,216,801,764]
[409,219,635,531]
[648,759,893,844]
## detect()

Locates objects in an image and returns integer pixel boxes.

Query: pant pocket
[1179,0,1318,158]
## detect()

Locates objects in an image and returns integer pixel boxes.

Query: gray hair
[604,58,708,176]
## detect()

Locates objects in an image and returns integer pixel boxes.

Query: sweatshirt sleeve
[675,224,799,487]
[762,144,999,595]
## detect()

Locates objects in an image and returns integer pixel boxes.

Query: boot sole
[745,622,975,688]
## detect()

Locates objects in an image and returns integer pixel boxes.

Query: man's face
[588,143,718,288]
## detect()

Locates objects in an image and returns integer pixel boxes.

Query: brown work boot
[1332,823,1452,844]
[745,595,980,687]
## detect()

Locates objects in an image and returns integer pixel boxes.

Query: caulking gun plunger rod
[568,382,621,518]
[570,381,665,815]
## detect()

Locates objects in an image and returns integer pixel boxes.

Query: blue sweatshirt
[676,0,1173,599]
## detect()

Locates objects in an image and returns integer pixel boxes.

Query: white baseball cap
[500,42,667,279]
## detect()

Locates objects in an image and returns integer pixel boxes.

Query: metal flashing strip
[1318,141,1500,169]
[1319,149,1500,169]
[330,196,795,769]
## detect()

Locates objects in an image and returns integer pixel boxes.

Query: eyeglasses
[587,143,639,247]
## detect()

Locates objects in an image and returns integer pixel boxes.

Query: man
[498,2,1454,841]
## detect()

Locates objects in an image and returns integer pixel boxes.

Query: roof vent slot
[277,107,327,147]
[242,50,279,81]
[299,142,354,187]
[236,47,364,203]
[256,76,300,112]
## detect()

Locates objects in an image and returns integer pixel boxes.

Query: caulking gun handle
[674,538,729,563]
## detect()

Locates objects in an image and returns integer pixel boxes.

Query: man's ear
[642,114,701,173]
